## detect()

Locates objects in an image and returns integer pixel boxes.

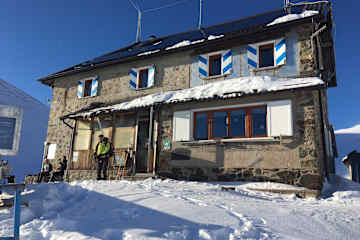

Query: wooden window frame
[83,79,93,97]
[138,68,149,89]
[208,54,222,77]
[193,105,267,140]
[258,43,275,68]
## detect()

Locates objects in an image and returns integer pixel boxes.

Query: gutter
[318,89,329,179]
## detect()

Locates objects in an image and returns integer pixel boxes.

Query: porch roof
[61,76,324,120]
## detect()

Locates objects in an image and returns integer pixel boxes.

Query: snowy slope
[0,79,49,181]
[1,179,360,240]
[335,124,360,178]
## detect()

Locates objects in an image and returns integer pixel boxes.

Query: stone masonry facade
[40,22,332,190]
[156,89,326,190]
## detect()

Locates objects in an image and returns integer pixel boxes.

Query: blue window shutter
[198,55,208,77]
[77,81,83,98]
[148,65,155,88]
[221,49,232,75]
[91,76,99,97]
[129,69,138,89]
[275,38,286,66]
[247,44,258,69]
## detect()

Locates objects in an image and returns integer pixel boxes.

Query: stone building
[38,2,337,190]
[342,151,360,183]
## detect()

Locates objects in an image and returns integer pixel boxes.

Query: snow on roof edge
[267,10,319,26]
[66,76,324,119]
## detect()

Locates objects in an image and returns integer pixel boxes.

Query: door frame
[135,119,150,173]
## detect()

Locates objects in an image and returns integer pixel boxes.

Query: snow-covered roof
[65,76,324,119]
[267,10,319,26]
[39,2,331,83]
[335,125,360,134]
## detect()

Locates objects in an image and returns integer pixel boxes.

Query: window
[209,54,222,76]
[194,113,208,140]
[83,79,93,97]
[113,114,135,149]
[91,117,112,150]
[138,69,149,88]
[77,76,98,98]
[73,120,92,151]
[0,117,16,150]
[194,106,266,140]
[251,108,267,136]
[259,43,274,68]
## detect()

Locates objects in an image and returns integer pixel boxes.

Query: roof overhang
[61,76,325,120]
[38,11,326,86]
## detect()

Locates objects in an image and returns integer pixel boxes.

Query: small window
[259,43,274,68]
[209,54,222,76]
[83,79,93,97]
[138,69,149,88]
[0,117,16,150]
[193,106,267,140]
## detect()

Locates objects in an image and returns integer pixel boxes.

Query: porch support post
[147,106,154,172]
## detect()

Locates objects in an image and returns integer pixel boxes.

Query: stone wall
[45,51,192,164]
[157,89,326,190]
[298,24,316,75]
[43,21,328,189]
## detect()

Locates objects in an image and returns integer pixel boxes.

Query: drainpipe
[147,106,154,174]
[62,118,75,181]
[311,25,327,73]
[152,109,160,175]
[318,90,329,179]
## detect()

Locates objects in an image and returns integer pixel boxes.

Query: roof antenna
[198,0,203,29]
[129,0,142,42]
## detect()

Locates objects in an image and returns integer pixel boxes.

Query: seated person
[37,159,53,183]
[50,156,68,182]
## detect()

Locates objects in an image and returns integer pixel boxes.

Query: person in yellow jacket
[94,134,112,180]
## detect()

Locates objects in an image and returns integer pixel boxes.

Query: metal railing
[0,184,25,240]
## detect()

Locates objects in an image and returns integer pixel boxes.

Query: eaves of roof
[38,3,330,85]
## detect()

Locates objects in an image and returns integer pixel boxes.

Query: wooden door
[136,120,149,172]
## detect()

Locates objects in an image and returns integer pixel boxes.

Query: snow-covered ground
[335,124,360,178]
[1,178,360,240]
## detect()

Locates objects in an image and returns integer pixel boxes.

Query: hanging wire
[129,0,140,11]
[143,0,189,13]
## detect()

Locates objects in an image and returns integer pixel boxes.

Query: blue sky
[0,0,357,130]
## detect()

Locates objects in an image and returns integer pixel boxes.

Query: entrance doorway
[136,120,149,173]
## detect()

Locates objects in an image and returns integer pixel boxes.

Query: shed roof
[62,76,324,119]
[39,2,331,84]
[342,151,360,165]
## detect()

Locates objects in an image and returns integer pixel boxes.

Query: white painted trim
[78,76,98,98]
[132,65,154,90]
[0,105,23,156]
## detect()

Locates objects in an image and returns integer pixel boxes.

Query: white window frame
[257,40,276,69]
[136,66,151,90]
[79,76,98,98]
[207,50,223,77]
[0,105,23,156]
[133,65,154,90]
